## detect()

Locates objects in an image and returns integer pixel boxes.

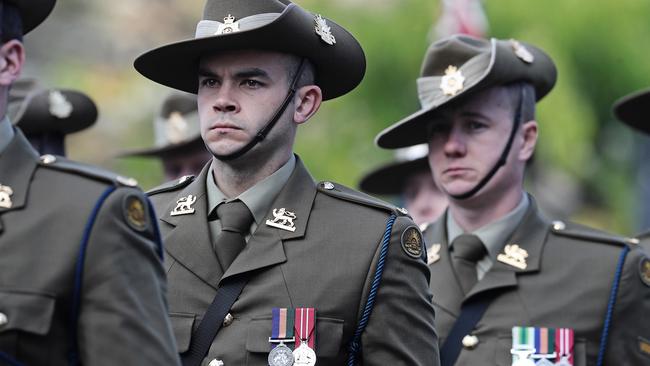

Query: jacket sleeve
[360,214,440,365]
[605,244,650,364]
[76,186,181,365]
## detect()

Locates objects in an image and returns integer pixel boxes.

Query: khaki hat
[121,92,203,158]
[8,0,56,34]
[375,35,557,149]
[9,78,98,135]
[612,88,650,134]
[134,0,365,101]
[359,144,430,196]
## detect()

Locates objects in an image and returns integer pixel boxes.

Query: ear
[518,120,538,161]
[0,40,25,87]
[293,85,322,125]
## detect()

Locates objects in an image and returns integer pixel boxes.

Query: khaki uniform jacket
[426,198,650,365]
[0,131,180,365]
[148,157,440,366]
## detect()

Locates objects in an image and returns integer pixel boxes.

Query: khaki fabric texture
[149,156,440,365]
[424,197,650,365]
[0,131,180,365]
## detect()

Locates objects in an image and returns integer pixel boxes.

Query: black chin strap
[450,85,525,200]
[213,58,307,161]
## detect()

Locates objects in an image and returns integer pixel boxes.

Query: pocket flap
[0,290,55,336]
[246,315,344,357]
[169,312,196,353]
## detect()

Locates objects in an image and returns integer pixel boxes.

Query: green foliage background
[22,0,650,234]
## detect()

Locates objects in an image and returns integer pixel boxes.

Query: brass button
[208,359,224,366]
[222,313,234,327]
[0,312,8,327]
[40,154,56,164]
[323,182,334,190]
[462,334,479,349]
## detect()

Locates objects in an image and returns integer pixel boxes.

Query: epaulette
[147,175,195,196]
[316,181,409,216]
[549,220,638,247]
[38,154,138,187]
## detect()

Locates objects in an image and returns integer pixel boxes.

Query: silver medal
[293,341,316,366]
[554,356,572,366]
[268,342,294,366]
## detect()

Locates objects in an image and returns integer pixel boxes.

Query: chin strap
[213,58,307,161]
[450,85,526,200]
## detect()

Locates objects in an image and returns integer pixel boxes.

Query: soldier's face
[196,50,297,159]
[402,169,448,226]
[426,86,536,200]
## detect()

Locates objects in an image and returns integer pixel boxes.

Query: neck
[211,149,292,199]
[449,187,524,232]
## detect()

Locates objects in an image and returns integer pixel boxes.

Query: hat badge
[440,65,465,96]
[215,14,240,35]
[510,39,534,64]
[165,111,189,144]
[49,90,73,119]
[314,14,336,45]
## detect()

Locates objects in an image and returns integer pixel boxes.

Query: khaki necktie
[451,234,487,294]
[209,200,254,271]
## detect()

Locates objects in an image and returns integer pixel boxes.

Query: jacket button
[208,359,224,366]
[222,313,234,327]
[462,334,479,349]
[0,313,8,327]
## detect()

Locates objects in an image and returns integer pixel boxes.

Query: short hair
[284,55,315,89]
[1,2,24,43]
[504,82,536,123]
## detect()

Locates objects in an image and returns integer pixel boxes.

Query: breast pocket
[169,312,196,353]
[245,315,344,365]
[0,290,56,357]
[496,334,587,366]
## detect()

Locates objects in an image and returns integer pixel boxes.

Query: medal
[554,328,574,365]
[293,308,316,366]
[511,327,573,366]
[268,308,295,366]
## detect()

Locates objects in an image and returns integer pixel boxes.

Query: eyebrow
[459,111,491,120]
[197,67,271,80]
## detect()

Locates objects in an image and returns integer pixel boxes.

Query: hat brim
[613,88,650,134]
[376,39,557,149]
[13,0,56,34]
[13,89,98,135]
[134,4,365,101]
[359,157,430,195]
[119,136,207,159]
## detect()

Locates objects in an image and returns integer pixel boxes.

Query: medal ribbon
[555,328,574,365]
[270,308,294,349]
[295,307,316,350]
[534,327,555,356]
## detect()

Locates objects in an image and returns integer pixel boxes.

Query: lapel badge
[266,208,297,232]
[314,14,336,45]
[48,90,73,119]
[497,244,528,270]
[427,243,441,265]
[0,184,14,209]
[440,65,465,96]
[216,14,240,35]
[510,39,534,64]
[170,194,197,216]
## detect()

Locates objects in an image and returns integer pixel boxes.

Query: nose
[212,84,239,113]
[443,125,466,157]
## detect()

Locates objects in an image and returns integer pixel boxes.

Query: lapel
[222,156,317,281]
[465,196,550,301]
[425,211,465,316]
[0,130,40,232]
[160,163,224,289]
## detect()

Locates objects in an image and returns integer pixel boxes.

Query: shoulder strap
[181,274,250,366]
[346,214,397,366]
[440,290,502,366]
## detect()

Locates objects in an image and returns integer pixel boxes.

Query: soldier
[376,35,650,365]
[8,77,98,156]
[359,144,448,227]
[0,1,180,365]
[613,88,650,249]
[134,0,439,365]
[121,92,211,181]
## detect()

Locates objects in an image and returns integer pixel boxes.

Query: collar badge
[0,184,13,209]
[265,208,297,232]
[440,65,465,96]
[216,14,240,35]
[314,14,336,45]
[427,243,441,265]
[497,244,528,270]
[170,194,197,216]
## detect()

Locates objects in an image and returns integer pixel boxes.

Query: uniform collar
[0,116,16,155]
[206,154,296,225]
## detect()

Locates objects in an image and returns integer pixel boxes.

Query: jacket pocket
[169,312,196,353]
[246,315,344,357]
[0,290,55,336]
